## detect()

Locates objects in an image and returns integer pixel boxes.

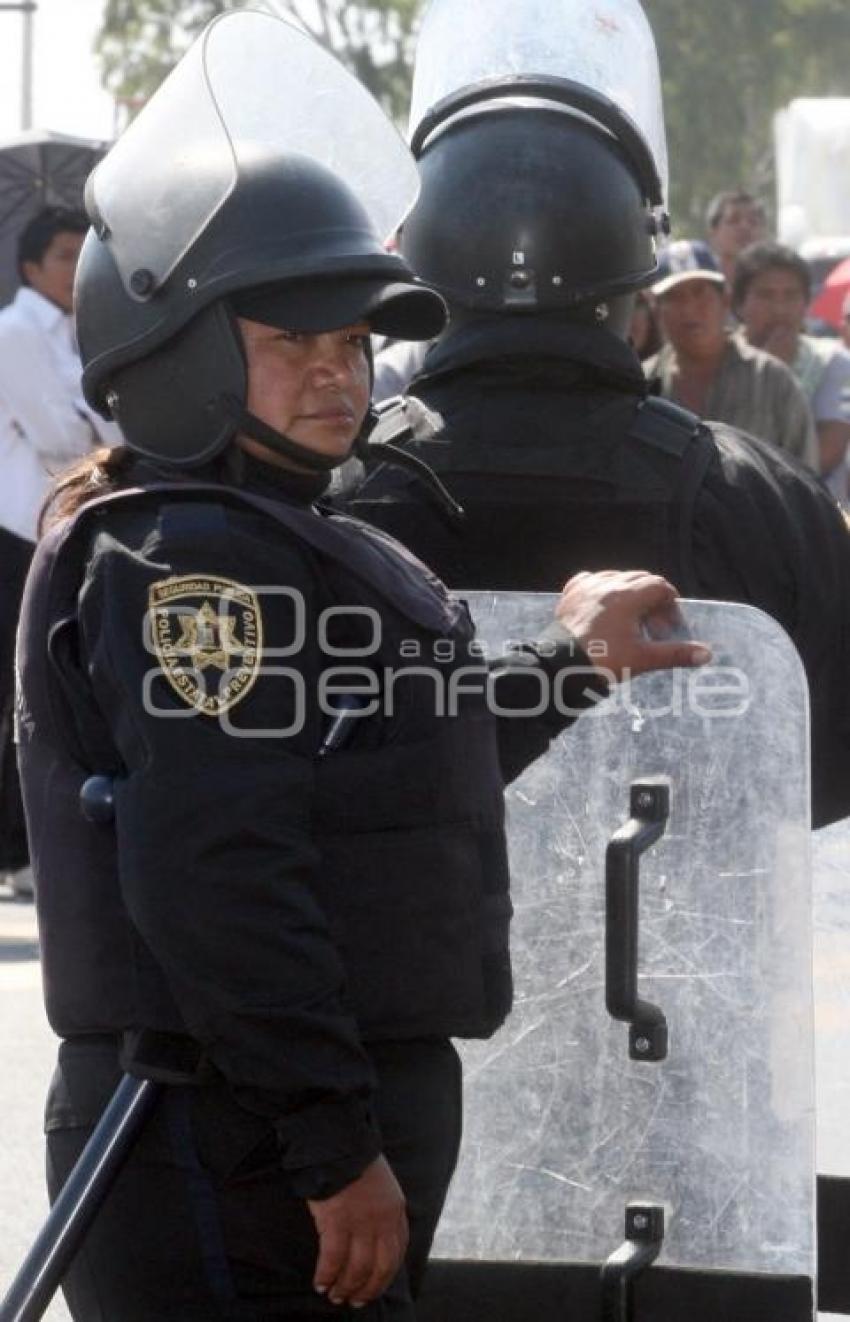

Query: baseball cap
[652,240,725,296]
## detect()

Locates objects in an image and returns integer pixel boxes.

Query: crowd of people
[635,191,850,503]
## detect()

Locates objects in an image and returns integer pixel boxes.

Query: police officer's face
[237,316,371,467]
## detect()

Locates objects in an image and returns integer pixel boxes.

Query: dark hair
[17,206,88,282]
[38,444,246,537]
[731,240,811,311]
[705,190,765,232]
[39,446,134,535]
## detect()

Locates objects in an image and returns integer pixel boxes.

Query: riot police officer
[345,0,850,830]
[14,12,707,1319]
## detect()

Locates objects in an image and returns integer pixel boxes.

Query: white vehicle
[775,97,850,277]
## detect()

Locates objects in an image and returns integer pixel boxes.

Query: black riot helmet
[403,0,670,330]
[75,10,445,469]
[403,103,661,326]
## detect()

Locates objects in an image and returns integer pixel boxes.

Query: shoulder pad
[157,499,230,544]
[373,394,403,417]
[60,483,231,542]
[369,396,411,448]
[368,395,442,450]
[54,479,459,636]
[629,395,703,456]
[49,489,243,598]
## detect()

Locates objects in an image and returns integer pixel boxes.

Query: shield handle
[600,1202,665,1322]
[605,780,670,1062]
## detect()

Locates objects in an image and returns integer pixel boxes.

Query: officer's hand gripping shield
[86,9,420,299]
[420,598,815,1322]
[408,0,668,210]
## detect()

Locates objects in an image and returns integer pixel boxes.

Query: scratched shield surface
[437,596,814,1281]
[812,814,850,1181]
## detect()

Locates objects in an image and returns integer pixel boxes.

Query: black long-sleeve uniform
[16,453,606,1319]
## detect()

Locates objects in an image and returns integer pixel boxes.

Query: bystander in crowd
[841,291,850,352]
[373,335,430,404]
[644,239,817,469]
[0,207,120,896]
[733,241,850,505]
[705,189,768,286]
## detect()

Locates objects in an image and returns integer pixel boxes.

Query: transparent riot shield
[87,9,420,295]
[813,814,850,1314]
[421,597,814,1322]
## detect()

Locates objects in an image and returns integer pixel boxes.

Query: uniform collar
[127,450,330,508]
[416,314,647,394]
[237,448,331,505]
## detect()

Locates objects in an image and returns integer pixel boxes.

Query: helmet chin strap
[220,394,352,473]
[220,392,465,525]
[223,304,372,474]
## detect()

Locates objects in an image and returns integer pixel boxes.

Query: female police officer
[15,12,708,1320]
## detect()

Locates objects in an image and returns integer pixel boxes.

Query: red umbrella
[810,256,850,330]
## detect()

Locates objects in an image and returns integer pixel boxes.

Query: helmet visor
[409,0,668,206]
[87,10,420,297]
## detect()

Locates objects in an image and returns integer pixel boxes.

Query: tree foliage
[642,0,850,233]
[95,0,421,124]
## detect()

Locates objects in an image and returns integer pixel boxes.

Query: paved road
[0,884,69,1320]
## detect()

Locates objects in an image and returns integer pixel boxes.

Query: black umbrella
[0,128,108,307]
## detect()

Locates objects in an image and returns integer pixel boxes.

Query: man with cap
[645,239,817,468]
[344,0,850,831]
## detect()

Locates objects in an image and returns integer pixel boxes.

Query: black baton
[0,776,156,1322]
[1,696,369,1320]
[0,1074,159,1322]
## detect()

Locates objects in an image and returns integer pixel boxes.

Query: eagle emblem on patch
[148,575,262,715]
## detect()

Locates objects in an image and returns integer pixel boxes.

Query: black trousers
[0,526,33,871]
[46,1038,462,1321]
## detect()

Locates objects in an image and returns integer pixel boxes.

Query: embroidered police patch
[148,576,262,715]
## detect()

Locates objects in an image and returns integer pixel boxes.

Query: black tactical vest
[17,483,513,1046]
[347,388,715,595]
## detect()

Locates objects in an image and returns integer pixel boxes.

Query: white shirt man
[0,208,120,896]
[0,280,119,543]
